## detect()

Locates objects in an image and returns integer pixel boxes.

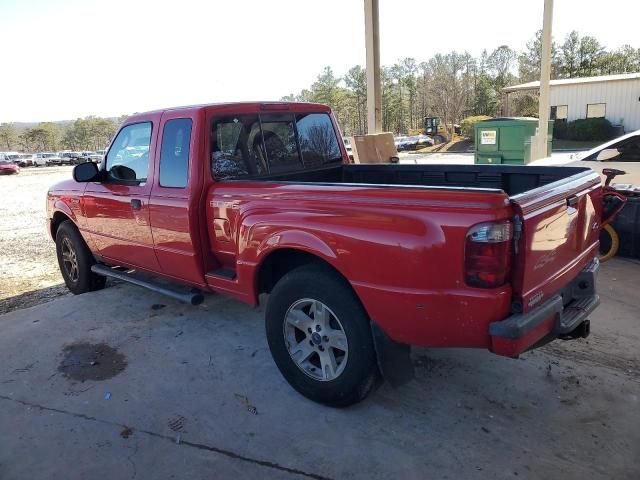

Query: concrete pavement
[1,259,639,479]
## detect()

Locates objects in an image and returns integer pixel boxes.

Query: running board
[91,265,204,306]
[208,267,236,280]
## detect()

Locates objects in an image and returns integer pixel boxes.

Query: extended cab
[47,102,603,406]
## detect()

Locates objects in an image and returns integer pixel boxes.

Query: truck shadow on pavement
[0,283,72,315]
[0,280,120,316]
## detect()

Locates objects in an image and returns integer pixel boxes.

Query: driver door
[82,117,161,271]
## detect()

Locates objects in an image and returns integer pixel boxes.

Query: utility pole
[364,0,382,133]
[530,0,554,161]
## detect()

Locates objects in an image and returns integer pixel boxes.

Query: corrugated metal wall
[550,79,640,132]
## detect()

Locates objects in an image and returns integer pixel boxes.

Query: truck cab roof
[124,102,331,124]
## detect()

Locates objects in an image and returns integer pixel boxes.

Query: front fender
[53,200,77,223]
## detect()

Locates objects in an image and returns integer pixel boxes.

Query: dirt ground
[0,166,75,314]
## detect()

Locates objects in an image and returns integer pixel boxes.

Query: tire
[599,224,619,263]
[55,221,106,294]
[265,264,380,406]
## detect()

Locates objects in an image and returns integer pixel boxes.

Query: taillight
[464,221,513,288]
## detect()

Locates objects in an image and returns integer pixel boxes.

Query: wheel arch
[50,210,74,240]
[256,247,353,298]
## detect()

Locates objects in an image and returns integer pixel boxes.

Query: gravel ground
[0,166,75,314]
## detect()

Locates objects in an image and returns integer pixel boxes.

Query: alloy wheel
[283,298,349,381]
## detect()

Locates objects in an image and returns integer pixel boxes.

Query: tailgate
[510,169,601,313]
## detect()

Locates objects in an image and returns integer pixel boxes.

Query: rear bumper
[489,258,599,357]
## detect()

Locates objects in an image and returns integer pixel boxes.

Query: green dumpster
[474,117,553,165]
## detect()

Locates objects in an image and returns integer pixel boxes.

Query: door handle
[131,199,142,210]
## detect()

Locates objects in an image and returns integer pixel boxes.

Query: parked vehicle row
[0,150,106,168]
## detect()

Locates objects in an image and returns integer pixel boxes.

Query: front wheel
[265,264,380,406]
[599,224,619,262]
[55,221,106,294]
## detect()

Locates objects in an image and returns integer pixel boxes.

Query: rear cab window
[295,113,342,168]
[159,118,192,188]
[211,112,341,180]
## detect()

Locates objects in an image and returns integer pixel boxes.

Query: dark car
[59,152,85,165]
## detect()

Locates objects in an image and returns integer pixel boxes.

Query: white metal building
[503,73,640,132]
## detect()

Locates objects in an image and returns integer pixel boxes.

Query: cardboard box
[351,132,398,164]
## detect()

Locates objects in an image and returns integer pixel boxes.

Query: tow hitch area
[559,319,591,340]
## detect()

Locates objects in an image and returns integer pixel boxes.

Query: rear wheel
[599,224,619,262]
[265,264,380,406]
[55,221,106,294]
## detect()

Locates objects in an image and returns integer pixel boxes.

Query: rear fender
[256,229,339,264]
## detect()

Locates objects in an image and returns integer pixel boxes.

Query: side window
[586,103,606,119]
[159,119,192,188]
[105,122,152,182]
[259,114,302,173]
[550,105,567,121]
[211,115,266,180]
[295,113,342,168]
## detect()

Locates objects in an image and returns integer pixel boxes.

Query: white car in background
[530,129,640,184]
[0,151,20,162]
[33,152,58,167]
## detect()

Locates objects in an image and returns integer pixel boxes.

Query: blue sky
[0,0,638,122]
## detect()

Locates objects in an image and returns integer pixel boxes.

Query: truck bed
[223,162,602,323]
[258,164,594,197]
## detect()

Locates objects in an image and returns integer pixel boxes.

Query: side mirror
[596,148,620,162]
[72,161,100,182]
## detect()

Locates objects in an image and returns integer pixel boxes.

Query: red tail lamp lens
[465,222,513,288]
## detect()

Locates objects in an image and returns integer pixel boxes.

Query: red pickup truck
[47,102,602,406]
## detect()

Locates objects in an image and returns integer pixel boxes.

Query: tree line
[282,30,640,135]
[0,116,124,152]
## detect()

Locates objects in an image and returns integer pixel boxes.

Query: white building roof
[503,72,640,92]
